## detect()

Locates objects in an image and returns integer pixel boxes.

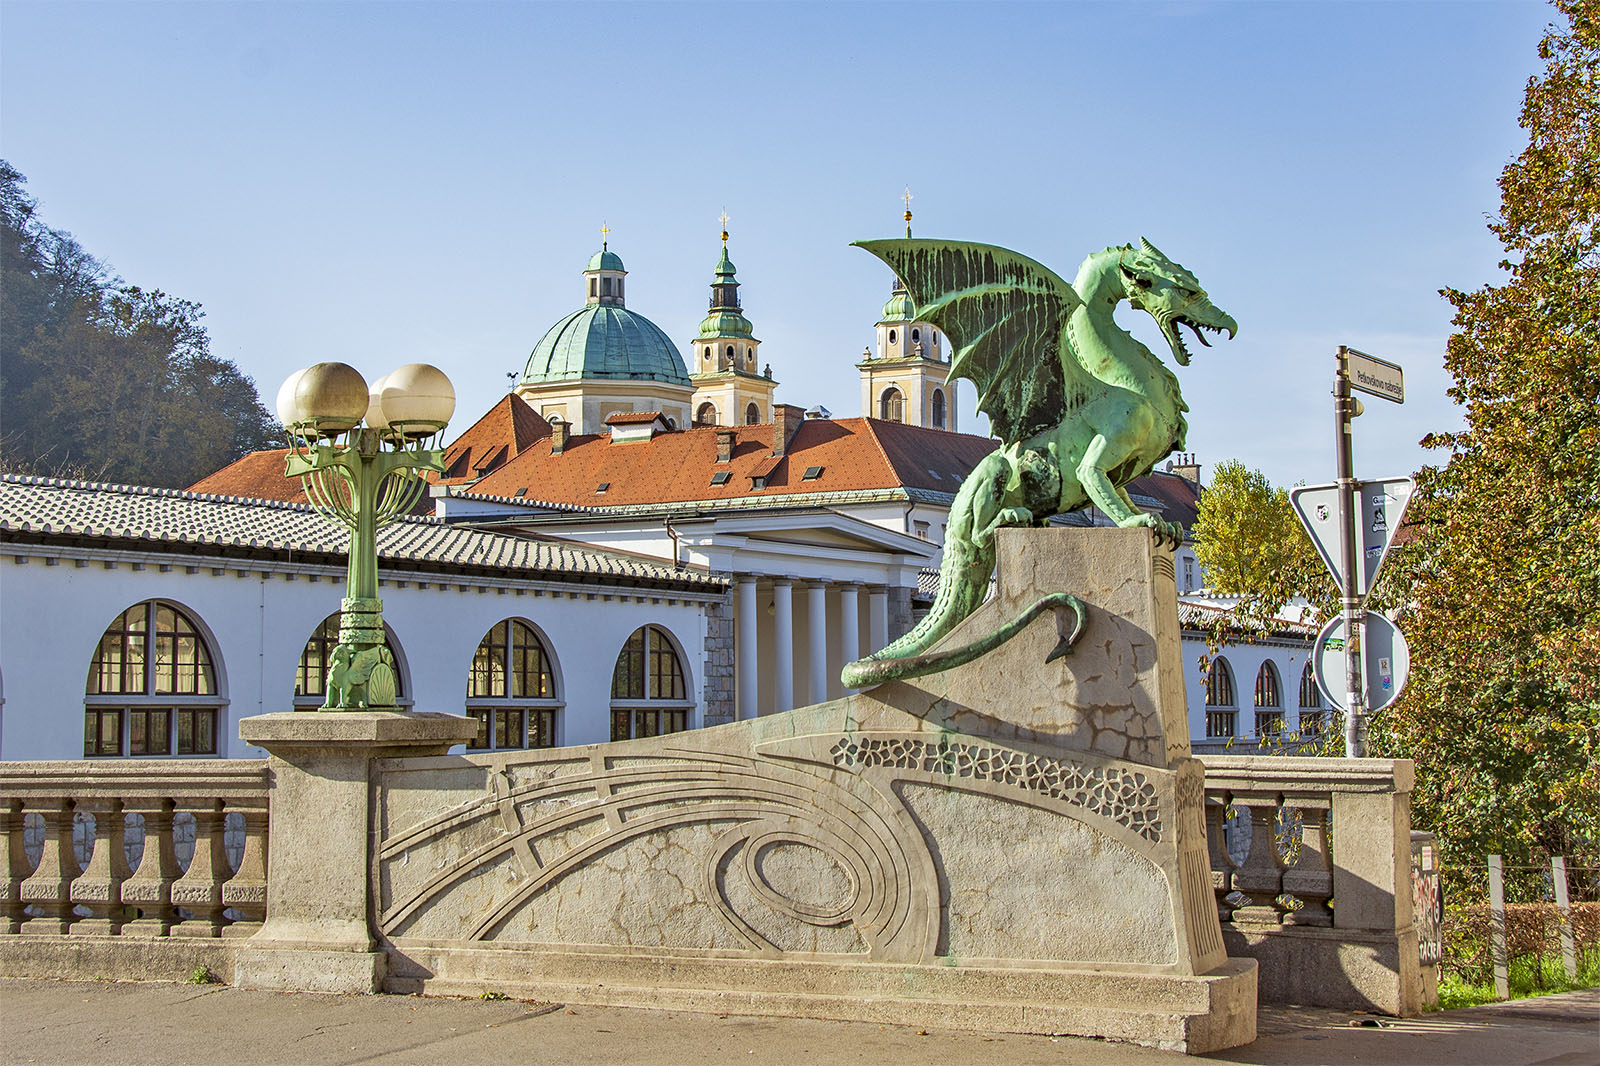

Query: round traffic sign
[1313,612,1410,713]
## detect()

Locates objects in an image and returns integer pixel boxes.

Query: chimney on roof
[1166,452,1202,487]
[716,427,736,464]
[551,421,571,455]
[772,404,804,458]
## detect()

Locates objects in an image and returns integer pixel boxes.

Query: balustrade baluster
[121,800,181,935]
[70,798,131,934]
[1281,802,1334,926]
[222,805,268,935]
[1204,795,1238,923]
[0,800,29,933]
[170,801,231,937]
[1228,795,1287,924]
[19,800,80,933]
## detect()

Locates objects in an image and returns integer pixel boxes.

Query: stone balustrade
[1198,755,1423,1015]
[0,761,269,943]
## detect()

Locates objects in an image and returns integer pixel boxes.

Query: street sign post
[1291,477,1413,597]
[1313,612,1410,713]
[1328,345,1406,757]
[1346,348,1405,404]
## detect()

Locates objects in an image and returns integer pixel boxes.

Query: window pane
[612,630,644,699]
[89,605,148,695]
[511,621,552,699]
[494,709,524,749]
[177,709,215,755]
[467,710,490,750]
[470,626,507,698]
[530,709,556,748]
[611,710,632,742]
[85,709,123,757]
[130,709,171,756]
[647,628,684,701]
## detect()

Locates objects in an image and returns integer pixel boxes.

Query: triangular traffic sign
[1290,477,1413,598]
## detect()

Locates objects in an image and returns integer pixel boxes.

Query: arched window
[1254,662,1283,738]
[911,329,920,344]
[86,600,221,757]
[1204,657,1236,739]
[589,278,597,298]
[610,625,691,741]
[931,388,947,429]
[745,402,760,425]
[295,612,406,709]
[1298,662,1325,735]
[880,387,904,422]
[726,345,735,360]
[465,619,559,750]
[697,402,719,426]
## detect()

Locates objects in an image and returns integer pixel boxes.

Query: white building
[0,476,727,760]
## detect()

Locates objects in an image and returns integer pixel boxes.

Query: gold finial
[600,222,611,249]
[719,209,730,245]
[902,185,913,237]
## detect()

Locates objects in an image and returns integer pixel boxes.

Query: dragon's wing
[854,239,1088,443]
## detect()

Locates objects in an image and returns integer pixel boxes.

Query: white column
[736,576,758,720]
[773,578,794,714]
[838,583,861,690]
[806,582,828,706]
[868,586,890,653]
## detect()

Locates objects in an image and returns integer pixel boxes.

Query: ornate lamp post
[276,362,455,711]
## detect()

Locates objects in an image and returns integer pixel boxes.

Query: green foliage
[1189,460,1331,670]
[1375,2,1600,902]
[0,161,278,487]
[479,990,511,1001]
[185,965,220,985]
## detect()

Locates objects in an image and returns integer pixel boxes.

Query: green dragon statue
[841,238,1236,688]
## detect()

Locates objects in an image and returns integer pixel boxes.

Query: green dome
[586,248,626,272]
[714,247,736,276]
[521,305,690,387]
[698,310,754,339]
[880,285,917,322]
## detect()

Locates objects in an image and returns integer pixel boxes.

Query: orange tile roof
[604,411,669,425]
[467,417,1002,509]
[188,448,307,504]
[440,394,551,483]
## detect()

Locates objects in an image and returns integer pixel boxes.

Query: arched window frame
[85,600,224,758]
[1203,657,1236,739]
[610,625,693,741]
[1254,661,1283,738]
[931,388,947,429]
[745,402,760,425]
[1298,662,1325,735]
[293,612,409,710]
[697,402,719,426]
[464,618,562,751]
[880,387,904,422]
[887,328,897,346]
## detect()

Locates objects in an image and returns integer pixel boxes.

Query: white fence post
[1488,854,1509,999]
[1551,856,1577,980]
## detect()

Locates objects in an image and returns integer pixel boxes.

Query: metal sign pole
[1335,346,1368,757]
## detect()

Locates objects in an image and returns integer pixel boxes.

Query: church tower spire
[857,189,957,431]
[689,214,778,426]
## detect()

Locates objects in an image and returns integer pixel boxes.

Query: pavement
[0,980,1594,1066]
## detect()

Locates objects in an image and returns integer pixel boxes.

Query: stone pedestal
[364,529,1257,1053]
[235,711,476,994]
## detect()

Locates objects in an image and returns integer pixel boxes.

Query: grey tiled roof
[0,476,725,593]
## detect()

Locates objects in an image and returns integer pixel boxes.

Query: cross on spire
[902,186,913,237]
[719,209,730,245]
[600,222,611,249]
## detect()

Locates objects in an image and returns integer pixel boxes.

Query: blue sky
[1,1,1552,489]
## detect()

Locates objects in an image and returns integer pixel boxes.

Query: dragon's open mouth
[1162,313,1236,366]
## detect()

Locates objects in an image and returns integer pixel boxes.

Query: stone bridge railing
[0,760,269,981]
[1198,755,1421,1015]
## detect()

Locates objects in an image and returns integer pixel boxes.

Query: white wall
[0,547,713,761]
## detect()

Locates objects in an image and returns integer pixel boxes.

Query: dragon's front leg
[1076,433,1183,545]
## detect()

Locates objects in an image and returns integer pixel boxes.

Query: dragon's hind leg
[1076,432,1183,545]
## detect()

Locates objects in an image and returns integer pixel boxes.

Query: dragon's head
[1118,238,1237,366]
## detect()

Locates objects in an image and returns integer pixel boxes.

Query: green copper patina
[285,428,443,710]
[842,238,1237,688]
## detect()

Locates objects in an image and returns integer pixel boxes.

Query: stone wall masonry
[702,600,735,727]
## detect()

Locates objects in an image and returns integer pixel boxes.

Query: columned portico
[868,586,890,652]
[736,577,758,719]
[838,583,861,691]
[805,582,828,707]
[772,578,795,713]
